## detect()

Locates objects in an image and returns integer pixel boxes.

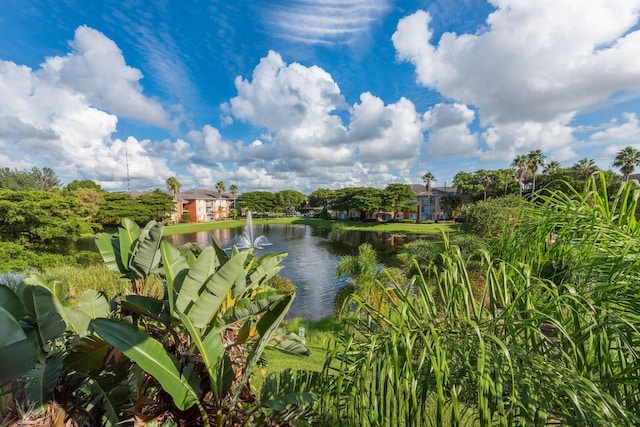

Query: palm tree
[215,180,226,220]
[229,184,238,209]
[612,146,640,181]
[511,154,528,196]
[421,172,436,193]
[336,243,379,322]
[477,170,493,201]
[527,149,546,195]
[573,158,598,180]
[165,176,181,199]
[543,160,561,175]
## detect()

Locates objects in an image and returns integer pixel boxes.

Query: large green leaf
[0,306,38,385]
[175,247,217,316]
[0,284,25,320]
[121,294,170,324]
[92,318,199,411]
[65,335,110,373]
[222,291,292,325]
[63,307,92,336]
[23,274,65,303]
[160,241,190,318]
[31,286,67,344]
[179,312,232,401]
[119,218,142,270]
[78,289,110,319]
[187,250,249,328]
[130,220,163,278]
[95,233,125,274]
[247,252,287,289]
[211,237,229,266]
[232,293,295,406]
[23,351,65,411]
[268,331,311,356]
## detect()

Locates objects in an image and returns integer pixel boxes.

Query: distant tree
[137,189,175,221]
[573,158,598,180]
[215,180,226,219]
[494,168,515,195]
[229,184,238,209]
[0,166,60,190]
[477,170,493,201]
[70,187,106,230]
[237,191,277,215]
[309,188,334,210]
[613,146,640,181]
[276,190,305,215]
[511,154,528,196]
[32,167,61,190]
[65,179,103,192]
[96,193,151,225]
[527,150,546,195]
[453,171,483,201]
[0,190,92,247]
[543,161,561,175]
[165,176,181,198]
[382,184,416,217]
[421,172,436,193]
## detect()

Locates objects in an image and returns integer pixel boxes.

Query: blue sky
[1,1,639,193]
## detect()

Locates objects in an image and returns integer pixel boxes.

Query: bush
[460,194,528,240]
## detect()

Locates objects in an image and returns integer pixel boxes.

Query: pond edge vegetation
[1,172,639,426]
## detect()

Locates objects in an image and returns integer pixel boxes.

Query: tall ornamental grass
[317,173,639,426]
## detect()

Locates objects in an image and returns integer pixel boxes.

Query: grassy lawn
[164,217,460,236]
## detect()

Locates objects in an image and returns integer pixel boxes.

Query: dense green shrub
[459,193,528,239]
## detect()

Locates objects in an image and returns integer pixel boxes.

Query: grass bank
[164,217,460,236]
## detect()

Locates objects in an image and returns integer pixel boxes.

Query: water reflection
[164,224,427,320]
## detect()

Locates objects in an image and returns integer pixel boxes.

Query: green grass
[251,316,341,393]
[41,264,164,301]
[164,217,460,236]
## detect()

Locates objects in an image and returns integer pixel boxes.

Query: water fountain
[235,211,272,249]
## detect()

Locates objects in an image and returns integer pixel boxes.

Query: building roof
[177,188,232,201]
[410,184,458,196]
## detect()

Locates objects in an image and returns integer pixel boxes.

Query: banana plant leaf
[65,335,110,373]
[31,286,67,344]
[92,318,200,411]
[130,221,163,278]
[0,306,38,386]
[0,284,25,320]
[179,312,233,401]
[63,308,92,337]
[78,289,110,319]
[232,293,295,406]
[175,246,217,316]
[187,250,249,328]
[222,291,292,325]
[248,252,287,288]
[23,274,65,304]
[160,241,190,318]
[95,233,125,274]
[211,237,229,267]
[23,351,65,412]
[119,218,142,270]
[121,294,170,324]
[268,331,311,356]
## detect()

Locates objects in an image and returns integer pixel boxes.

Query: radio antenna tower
[125,140,131,191]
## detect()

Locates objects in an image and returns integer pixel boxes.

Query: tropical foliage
[314,173,640,426]
[1,219,306,426]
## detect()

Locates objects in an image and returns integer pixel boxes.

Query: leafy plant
[95,218,163,294]
[316,176,640,426]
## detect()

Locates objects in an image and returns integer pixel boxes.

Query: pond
[164,223,423,320]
